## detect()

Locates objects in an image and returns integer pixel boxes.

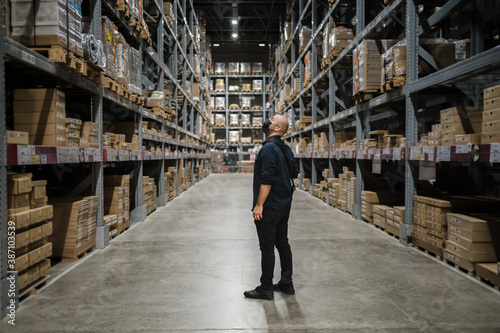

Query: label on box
[423,147,435,155]
[455,40,466,60]
[410,147,421,160]
[491,143,500,153]
[490,153,500,163]
[455,145,470,154]
[393,148,402,160]
[436,146,451,161]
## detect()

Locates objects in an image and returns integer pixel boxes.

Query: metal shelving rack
[0,0,212,317]
[269,0,500,245]
[210,71,269,169]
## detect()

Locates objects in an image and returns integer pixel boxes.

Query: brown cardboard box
[30,226,43,243]
[41,243,53,258]
[29,265,40,283]
[455,134,481,145]
[16,231,30,249]
[43,205,54,221]
[393,214,405,224]
[41,222,53,237]
[373,205,392,216]
[373,213,386,229]
[8,173,32,194]
[15,254,30,272]
[13,88,65,102]
[31,180,47,199]
[484,84,500,100]
[8,210,31,230]
[29,246,44,266]
[8,193,30,209]
[39,259,51,276]
[448,233,496,252]
[30,207,44,224]
[7,130,29,145]
[484,96,500,111]
[482,108,500,123]
[481,131,500,143]
[18,272,30,290]
[426,220,446,233]
[445,240,498,262]
[482,120,500,134]
[447,213,489,231]
[16,123,66,137]
[448,224,493,242]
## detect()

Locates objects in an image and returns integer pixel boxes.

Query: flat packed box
[8,193,30,209]
[7,130,29,145]
[484,96,500,111]
[455,134,481,145]
[373,205,392,216]
[481,131,500,144]
[445,240,498,262]
[13,88,65,102]
[448,233,496,252]
[373,213,386,229]
[8,173,32,194]
[483,108,500,123]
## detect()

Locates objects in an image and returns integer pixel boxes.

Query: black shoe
[244,286,274,300]
[273,282,295,295]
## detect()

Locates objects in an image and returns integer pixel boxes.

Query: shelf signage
[436,146,451,162]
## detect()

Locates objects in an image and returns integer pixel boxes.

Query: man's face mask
[262,118,273,135]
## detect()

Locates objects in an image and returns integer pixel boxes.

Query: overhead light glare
[231,19,238,25]
[259,43,266,47]
[213,43,220,47]
[232,33,238,38]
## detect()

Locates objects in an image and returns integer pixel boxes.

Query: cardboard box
[426,220,446,233]
[8,210,31,230]
[373,205,392,216]
[484,84,500,100]
[18,272,30,290]
[447,213,489,231]
[43,205,54,221]
[13,88,65,102]
[16,231,30,249]
[39,259,51,276]
[448,224,493,242]
[373,213,386,229]
[29,246,44,266]
[448,233,496,252]
[41,222,53,237]
[445,240,498,262]
[8,193,30,209]
[481,131,500,143]
[482,108,500,123]
[30,226,43,243]
[482,120,500,134]
[41,243,53,258]
[30,207,45,224]
[455,134,481,145]
[32,180,47,199]
[484,96,500,111]
[15,254,30,272]
[7,130,29,145]
[8,173,32,194]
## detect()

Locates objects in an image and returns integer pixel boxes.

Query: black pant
[254,207,293,290]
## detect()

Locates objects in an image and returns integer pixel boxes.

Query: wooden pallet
[241,89,252,93]
[241,106,251,110]
[229,141,239,145]
[103,76,118,92]
[251,106,263,110]
[411,242,443,261]
[214,89,225,93]
[19,275,51,302]
[476,264,500,291]
[253,89,263,93]
[241,72,252,75]
[321,57,331,69]
[62,245,95,262]
[303,80,311,88]
[86,62,104,84]
[229,106,240,110]
[386,230,400,240]
[443,258,475,277]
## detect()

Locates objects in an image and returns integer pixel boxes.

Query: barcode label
[455,41,466,60]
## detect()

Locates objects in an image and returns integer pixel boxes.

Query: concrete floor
[2,173,500,332]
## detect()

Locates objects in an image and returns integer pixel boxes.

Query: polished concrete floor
[2,174,500,332]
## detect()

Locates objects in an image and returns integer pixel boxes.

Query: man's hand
[253,204,264,221]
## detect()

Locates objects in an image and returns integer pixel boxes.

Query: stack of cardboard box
[114,122,139,151]
[143,176,157,215]
[361,191,404,223]
[165,168,177,200]
[13,88,67,147]
[444,213,500,274]
[390,206,405,235]
[328,178,340,208]
[336,167,354,212]
[439,106,483,146]
[373,205,392,230]
[51,195,97,260]
[80,122,99,148]
[481,84,500,143]
[301,178,311,192]
[104,183,125,238]
[8,173,53,291]
[314,133,329,152]
[65,118,82,147]
[330,27,354,57]
[412,196,451,257]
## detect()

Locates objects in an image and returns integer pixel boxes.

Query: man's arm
[253,184,271,221]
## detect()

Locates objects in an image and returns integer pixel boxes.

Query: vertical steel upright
[172,0,180,195]
[0,0,10,318]
[353,0,365,219]
[310,0,318,195]
[401,0,419,245]
[298,0,305,189]
[157,0,167,207]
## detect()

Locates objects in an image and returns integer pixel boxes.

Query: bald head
[270,114,289,136]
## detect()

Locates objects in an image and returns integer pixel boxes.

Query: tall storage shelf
[0,0,212,316]
[210,68,269,171]
[269,0,500,244]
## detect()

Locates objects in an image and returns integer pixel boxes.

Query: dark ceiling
[193,0,287,45]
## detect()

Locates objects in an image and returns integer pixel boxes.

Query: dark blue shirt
[253,135,299,212]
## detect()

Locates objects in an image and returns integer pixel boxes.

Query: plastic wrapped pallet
[252,62,263,74]
[229,114,239,126]
[330,27,354,57]
[252,80,263,91]
[101,16,116,78]
[10,0,83,56]
[240,63,251,74]
[215,79,225,91]
[228,62,239,75]
[229,130,240,143]
[214,62,225,74]
[241,97,251,109]
[215,97,225,109]
[128,47,141,94]
[115,32,129,87]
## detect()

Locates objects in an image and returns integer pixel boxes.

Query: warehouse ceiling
[193,0,287,45]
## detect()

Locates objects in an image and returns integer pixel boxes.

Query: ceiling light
[232,33,238,38]
[231,19,238,25]
[213,43,220,47]
[259,43,266,47]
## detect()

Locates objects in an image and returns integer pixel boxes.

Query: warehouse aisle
[2,174,500,332]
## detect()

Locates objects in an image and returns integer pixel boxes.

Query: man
[244,114,299,300]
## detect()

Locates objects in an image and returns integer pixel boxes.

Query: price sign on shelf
[490,152,500,163]
[393,148,402,161]
[455,145,470,154]
[410,147,421,160]
[490,143,500,153]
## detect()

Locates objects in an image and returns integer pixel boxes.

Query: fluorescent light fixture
[259,43,266,47]
[213,43,220,47]
[232,33,238,38]
[231,19,238,25]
